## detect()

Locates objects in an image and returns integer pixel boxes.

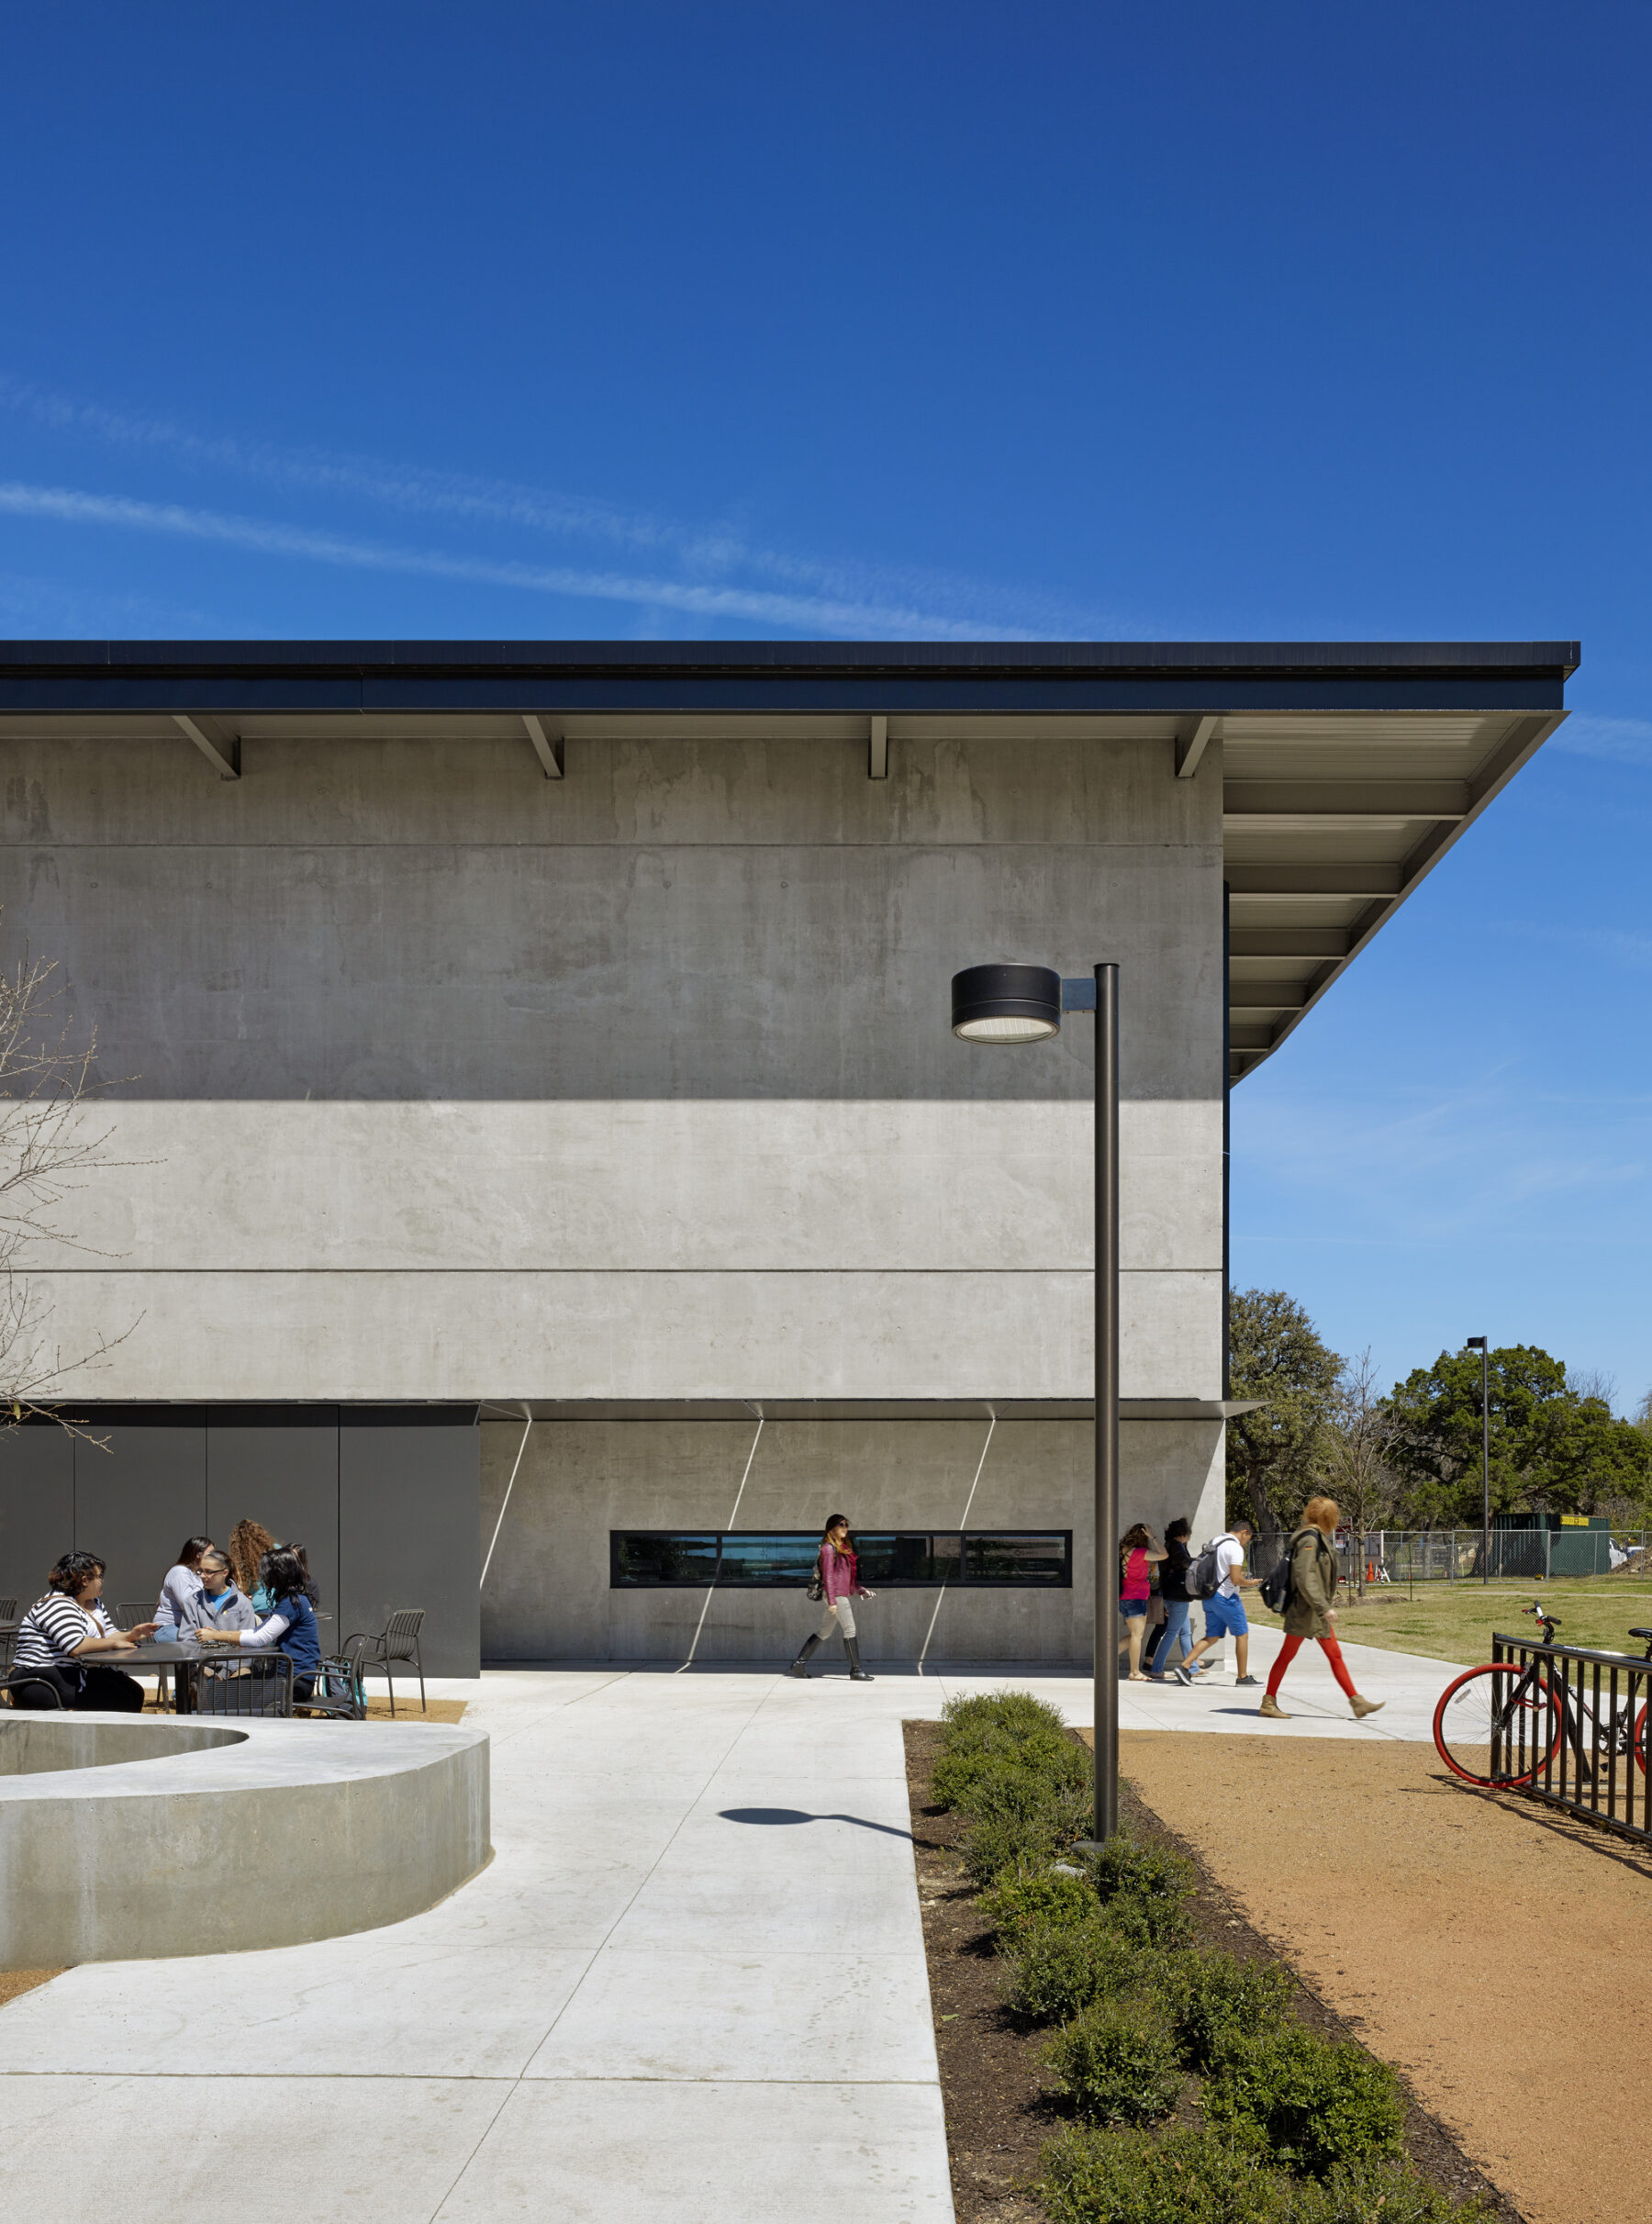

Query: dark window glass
[853,1532,962,1585]
[610,1529,1068,1587]
[611,1532,720,1586]
[715,1535,820,1586]
[964,1533,1073,1586]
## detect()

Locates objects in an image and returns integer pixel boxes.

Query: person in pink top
[1117,1522,1167,1682]
[787,1513,878,1682]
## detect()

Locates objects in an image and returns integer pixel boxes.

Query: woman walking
[1117,1523,1166,1682]
[1150,1517,1197,1680]
[788,1514,877,1682]
[1258,1495,1384,1721]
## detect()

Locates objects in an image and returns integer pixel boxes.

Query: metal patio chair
[1,1671,67,1708]
[293,1654,368,1723]
[0,1598,17,1675]
[192,1652,294,1718]
[115,1601,154,1630]
[343,1608,427,1717]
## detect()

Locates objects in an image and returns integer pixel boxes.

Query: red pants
[1267,1631,1356,1700]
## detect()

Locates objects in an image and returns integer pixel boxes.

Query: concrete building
[0,640,1576,1671]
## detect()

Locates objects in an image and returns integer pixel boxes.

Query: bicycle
[1432,1601,1652,1788]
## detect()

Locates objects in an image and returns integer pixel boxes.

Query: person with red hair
[1258,1496,1384,1721]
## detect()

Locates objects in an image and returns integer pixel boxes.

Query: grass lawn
[1245,1575,1652,1667]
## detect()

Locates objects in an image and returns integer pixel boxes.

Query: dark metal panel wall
[206,1410,340,1625]
[73,1415,208,1620]
[0,1425,75,1609]
[339,1411,480,1677]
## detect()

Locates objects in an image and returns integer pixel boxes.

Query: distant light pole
[951,961,1119,1842]
[1467,1337,1490,1584]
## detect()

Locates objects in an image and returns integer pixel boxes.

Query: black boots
[787,1634,823,1678]
[843,1637,875,1682]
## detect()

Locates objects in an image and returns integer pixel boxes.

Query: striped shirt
[14,1593,97,1673]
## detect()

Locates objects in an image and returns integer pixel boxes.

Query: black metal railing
[1490,1631,1651,1846]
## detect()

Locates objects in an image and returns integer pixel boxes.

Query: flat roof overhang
[0,638,1578,1082]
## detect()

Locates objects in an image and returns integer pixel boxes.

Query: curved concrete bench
[0,1711,489,1968]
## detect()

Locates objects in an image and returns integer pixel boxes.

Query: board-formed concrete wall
[5,728,1224,1409]
[478,1416,1226,1664]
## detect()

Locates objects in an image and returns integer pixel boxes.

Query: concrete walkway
[0,1637,1461,2222]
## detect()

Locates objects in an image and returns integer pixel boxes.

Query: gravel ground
[1118,1729,1652,2224]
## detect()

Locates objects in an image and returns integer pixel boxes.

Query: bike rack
[1490,1631,1651,1849]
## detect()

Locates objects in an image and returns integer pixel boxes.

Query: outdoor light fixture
[951,963,1063,1045]
[950,960,1121,1843]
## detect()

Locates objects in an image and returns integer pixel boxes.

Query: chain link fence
[1246,1526,1652,1587]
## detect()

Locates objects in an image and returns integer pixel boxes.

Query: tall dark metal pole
[1093,962,1120,1841]
[1481,1342,1490,1587]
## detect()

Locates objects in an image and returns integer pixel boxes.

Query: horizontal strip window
[609,1530,1072,1589]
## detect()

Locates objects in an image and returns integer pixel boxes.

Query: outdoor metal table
[108,1638,212,1714]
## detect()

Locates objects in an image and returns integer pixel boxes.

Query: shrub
[978,1869,1097,1941]
[1203,2027,1404,2180]
[960,1794,1091,1886]
[1282,2160,1494,2224]
[1083,1832,1196,1949]
[1039,2126,1286,2224]
[931,1723,1091,1813]
[941,1688,1068,1746]
[1043,1995,1184,2126]
[1002,1912,1145,2022]
[1160,1949,1298,2071]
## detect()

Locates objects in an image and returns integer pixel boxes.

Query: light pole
[1467,1336,1490,1584]
[951,960,1120,1842]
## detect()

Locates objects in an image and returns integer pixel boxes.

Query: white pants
[815,1598,856,1640]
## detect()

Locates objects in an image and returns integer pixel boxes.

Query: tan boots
[1350,1694,1385,1719]
[1257,1693,1289,1720]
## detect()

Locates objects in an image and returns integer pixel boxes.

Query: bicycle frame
[1489,1619,1651,1847]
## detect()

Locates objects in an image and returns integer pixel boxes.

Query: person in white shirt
[1173,1520,1264,1688]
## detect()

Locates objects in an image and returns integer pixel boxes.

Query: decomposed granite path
[1121,1729,1652,2224]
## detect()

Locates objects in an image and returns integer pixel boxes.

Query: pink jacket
[820,1542,865,1604]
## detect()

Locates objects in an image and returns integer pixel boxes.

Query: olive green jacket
[1281,1527,1339,1639]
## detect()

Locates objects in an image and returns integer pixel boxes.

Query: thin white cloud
[0,374,1121,639]
[0,479,1039,640]
[1550,713,1652,766]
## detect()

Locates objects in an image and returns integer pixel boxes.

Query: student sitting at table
[8,1551,158,1711]
[153,1535,216,1637]
[193,1543,320,1700]
[180,1548,256,1634]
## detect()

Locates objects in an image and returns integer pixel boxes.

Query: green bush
[1283,2159,1493,2224]
[1043,1995,1184,2126]
[1203,2027,1404,2180]
[978,1869,1097,1940]
[1038,2126,1286,2224]
[960,1790,1092,1886]
[941,1688,1069,1746]
[1002,1912,1144,2022]
[1160,1949,1298,2072]
[931,1724,1091,1813]
[1083,1833,1196,1949]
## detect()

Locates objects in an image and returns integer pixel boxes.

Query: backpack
[1258,1541,1298,1616]
[1186,1535,1237,1600]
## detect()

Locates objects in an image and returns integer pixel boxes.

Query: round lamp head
[951,963,1061,1045]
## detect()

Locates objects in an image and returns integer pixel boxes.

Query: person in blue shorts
[1174,1520,1263,1688]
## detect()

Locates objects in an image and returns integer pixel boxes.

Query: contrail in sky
[0,479,1038,640]
[0,375,1122,639]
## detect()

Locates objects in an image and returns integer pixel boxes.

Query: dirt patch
[1114,1730,1652,2224]
[904,1722,1516,2224]
[363,1696,467,1723]
[0,1969,61,2009]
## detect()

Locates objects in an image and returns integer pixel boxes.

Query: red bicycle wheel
[1434,1662,1560,1787]
[1635,1702,1647,1777]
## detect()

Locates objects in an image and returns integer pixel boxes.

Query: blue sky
[1,5,1647,1403]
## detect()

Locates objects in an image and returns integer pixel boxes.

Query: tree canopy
[1386,1345,1651,1525]
[1224,1288,1341,1535]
